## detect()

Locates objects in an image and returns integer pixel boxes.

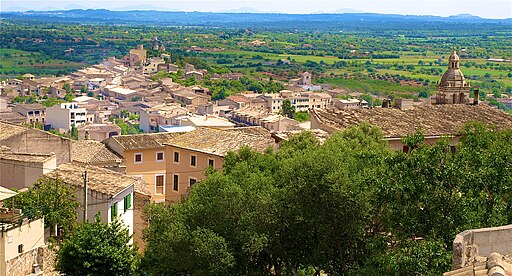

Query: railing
[0,208,24,232]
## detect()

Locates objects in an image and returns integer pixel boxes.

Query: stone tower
[435,50,471,104]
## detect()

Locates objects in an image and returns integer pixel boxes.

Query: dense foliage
[141,123,512,275]
[6,176,79,235]
[57,215,138,276]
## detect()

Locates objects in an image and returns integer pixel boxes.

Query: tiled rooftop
[106,132,186,150]
[46,162,148,196]
[312,104,512,138]
[77,123,121,133]
[0,120,28,140]
[0,151,54,163]
[72,140,122,164]
[165,127,276,157]
[444,253,512,276]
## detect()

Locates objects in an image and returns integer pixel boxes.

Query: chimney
[382,98,391,108]
[473,88,479,105]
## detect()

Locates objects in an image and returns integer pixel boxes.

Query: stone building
[310,104,512,151]
[445,224,512,276]
[0,120,72,165]
[435,50,471,105]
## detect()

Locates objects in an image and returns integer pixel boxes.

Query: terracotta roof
[165,127,276,157]
[0,152,54,163]
[0,120,28,140]
[106,132,186,150]
[0,113,26,124]
[444,253,512,276]
[0,120,71,141]
[15,103,46,111]
[312,105,512,138]
[225,126,273,138]
[72,140,122,164]
[77,124,121,133]
[46,162,148,196]
[226,95,251,103]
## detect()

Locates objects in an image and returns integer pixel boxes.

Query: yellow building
[164,127,276,202]
[104,132,184,202]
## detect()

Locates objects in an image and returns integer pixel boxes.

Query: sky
[2,0,512,19]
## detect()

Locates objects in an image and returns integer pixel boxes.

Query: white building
[175,114,235,129]
[102,85,140,101]
[140,103,188,133]
[0,186,46,276]
[262,90,332,113]
[46,163,140,242]
[46,102,87,132]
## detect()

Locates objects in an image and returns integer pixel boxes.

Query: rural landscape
[0,3,511,275]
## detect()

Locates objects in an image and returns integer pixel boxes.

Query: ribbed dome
[440,68,466,86]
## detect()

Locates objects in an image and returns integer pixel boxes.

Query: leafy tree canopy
[57,215,138,276]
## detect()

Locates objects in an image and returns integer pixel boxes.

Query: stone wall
[452,224,512,269]
[133,191,151,253]
[5,245,56,276]
[1,128,72,165]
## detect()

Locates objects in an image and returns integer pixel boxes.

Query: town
[0,5,512,276]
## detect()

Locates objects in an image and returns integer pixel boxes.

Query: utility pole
[83,170,88,222]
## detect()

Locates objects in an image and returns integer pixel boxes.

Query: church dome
[438,49,468,87]
[440,68,466,86]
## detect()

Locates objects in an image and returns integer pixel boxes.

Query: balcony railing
[0,208,24,232]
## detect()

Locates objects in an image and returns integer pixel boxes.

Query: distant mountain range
[1,9,509,31]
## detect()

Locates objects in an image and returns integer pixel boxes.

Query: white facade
[108,189,134,241]
[46,103,87,131]
[77,185,134,242]
[263,91,332,113]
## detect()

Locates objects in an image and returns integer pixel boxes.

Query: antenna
[82,171,88,222]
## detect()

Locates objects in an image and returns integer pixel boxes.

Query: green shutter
[111,202,118,219]
[124,194,132,212]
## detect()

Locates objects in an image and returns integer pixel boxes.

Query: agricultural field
[0,48,87,79]
[1,17,510,102]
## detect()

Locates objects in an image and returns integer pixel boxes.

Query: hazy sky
[2,0,512,19]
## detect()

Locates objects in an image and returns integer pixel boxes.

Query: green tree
[63,83,72,93]
[6,176,79,235]
[80,85,88,93]
[64,93,75,102]
[281,99,295,118]
[57,215,138,276]
[120,109,130,118]
[141,126,390,275]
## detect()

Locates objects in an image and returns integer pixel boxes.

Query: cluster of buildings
[0,49,511,274]
[2,44,336,137]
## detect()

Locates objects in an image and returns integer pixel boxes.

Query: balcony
[0,208,24,231]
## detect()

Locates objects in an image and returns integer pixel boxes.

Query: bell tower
[435,49,470,105]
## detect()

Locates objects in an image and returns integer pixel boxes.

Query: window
[111,202,118,219]
[18,244,24,253]
[173,174,179,191]
[124,194,132,212]
[189,178,197,187]
[450,146,457,154]
[208,159,214,168]
[402,145,409,153]
[174,151,180,163]
[190,155,197,167]
[156,151,164,162]
[155,175,164,194]
[134,153,142,164]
